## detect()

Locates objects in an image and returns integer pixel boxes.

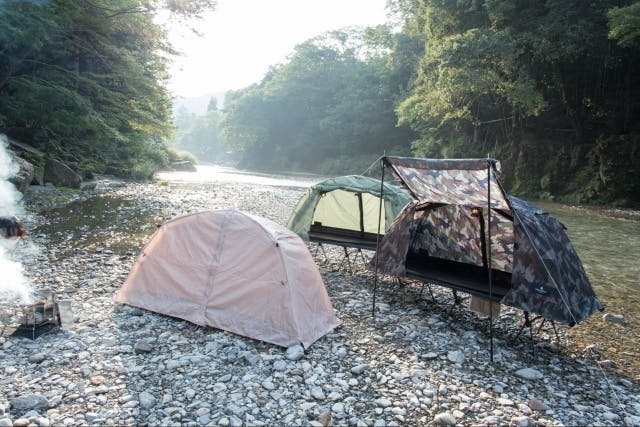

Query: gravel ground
[0,178,638,427]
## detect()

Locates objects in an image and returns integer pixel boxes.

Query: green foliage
[608,1,640,47]
[0,0,215,179]
[391,0,640,206]
[221,28,417,173]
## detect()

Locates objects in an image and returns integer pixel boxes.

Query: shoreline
[0,179,638,426]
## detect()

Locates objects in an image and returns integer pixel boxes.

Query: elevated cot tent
[287,175,411,250]
[115,210,340,348]
[372,156,603,326]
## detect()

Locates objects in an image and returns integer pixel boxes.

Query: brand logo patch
[532,282,553,296]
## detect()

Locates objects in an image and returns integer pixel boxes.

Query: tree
[0,0,216,178]
[222,28,416,174]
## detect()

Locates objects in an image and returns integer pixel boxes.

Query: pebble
[433,412,456,425]
[310,386,326,400]
[0,176,633,427]
[134,339,153,353]
[528,398,550,411]
[285,345,305,361]
[514,368,543,380]
[603,313,626,325]
[447,350,464,364]
[138,392,156,409]
[351,364,370,375]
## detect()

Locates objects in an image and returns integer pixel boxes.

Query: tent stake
[487,160,494,363]
[372,158,385,316]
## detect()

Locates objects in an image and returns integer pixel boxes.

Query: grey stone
[310,386,325,400]
[273,360,287,371]
[285,345,304,361]
[139,392,156,409]
[374,398,391,408]
[0,418,12,427]
[433,412,456,425]
[13,419,30,427]
[514,368,543,380]
[511,416,532,427]
[134,339,153,354]
[43,158,81,189]
[447,350,464,364]
[528,398,550,411]
[10,395,49,411]
[603,313,626,325]
[350,364,370,375]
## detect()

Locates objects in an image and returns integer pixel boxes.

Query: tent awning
[382,156,510,210]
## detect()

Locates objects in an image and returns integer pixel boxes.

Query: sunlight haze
[165,0,389,98]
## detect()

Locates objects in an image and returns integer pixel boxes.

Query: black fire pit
[11,290,62,339]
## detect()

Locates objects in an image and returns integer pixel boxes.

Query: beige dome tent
[115,210,340,348]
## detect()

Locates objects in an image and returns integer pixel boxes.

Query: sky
[164,0,390,98]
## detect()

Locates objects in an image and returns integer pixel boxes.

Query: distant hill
[172,92,226,116]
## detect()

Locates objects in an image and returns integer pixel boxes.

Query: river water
[30,164,639,377]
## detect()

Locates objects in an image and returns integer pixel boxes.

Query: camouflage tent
[287,175,411,249]
[373,156,602,325]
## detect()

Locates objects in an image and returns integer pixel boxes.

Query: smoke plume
[0,135,33,303]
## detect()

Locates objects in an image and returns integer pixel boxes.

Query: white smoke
[0,134,33,304]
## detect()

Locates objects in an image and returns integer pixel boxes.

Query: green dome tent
[287,175,411,248]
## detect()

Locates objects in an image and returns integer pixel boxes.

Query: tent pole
[372,158,385,316]
[487,161,494,363]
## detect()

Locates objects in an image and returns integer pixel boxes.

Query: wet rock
[285,345,304,361]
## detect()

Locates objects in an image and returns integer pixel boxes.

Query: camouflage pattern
[371,157,602,325]
[411,205,513,272]
[383,157,509,210]
[501,197,603,325]
[370,202,417,277]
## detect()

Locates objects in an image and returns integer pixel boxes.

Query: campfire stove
[11,290,64,339]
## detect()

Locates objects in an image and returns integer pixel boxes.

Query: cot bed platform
[404,252,512,302]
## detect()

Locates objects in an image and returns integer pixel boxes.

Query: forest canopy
[0,0,215,179]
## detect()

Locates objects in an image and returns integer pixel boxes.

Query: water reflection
[157,164,322,189]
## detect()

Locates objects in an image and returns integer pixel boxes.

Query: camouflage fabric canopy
[374,156,602,325]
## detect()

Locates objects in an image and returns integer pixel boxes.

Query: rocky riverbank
[0,178,638,426]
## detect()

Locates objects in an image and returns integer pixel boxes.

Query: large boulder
[171,160,197,171]
[7,152,34,192]
[43,158,82,189]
